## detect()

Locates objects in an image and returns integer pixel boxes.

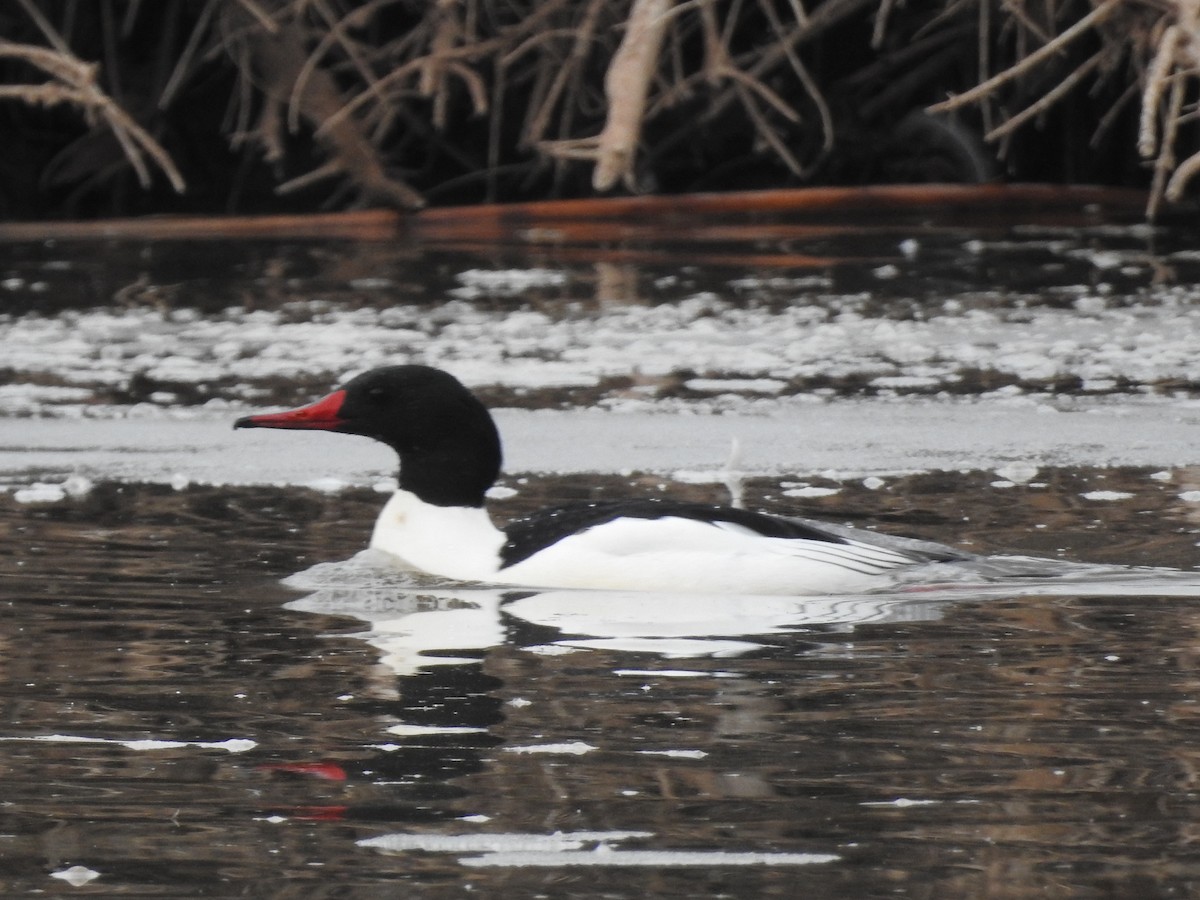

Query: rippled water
[7,206,1200,896]
[5,468,1200,897]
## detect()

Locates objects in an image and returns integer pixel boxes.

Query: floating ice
[458,848,840,868]
[50,866,100,886]
[782,485,841,498]
[683,378,787,394]
[504,741,597,755]
[995,462,1039,484]
[10,248,1200,498]
[360,830,652,853]
[13,482,66,503]
[386,724,488,737]
[0,733,256,753]
[1080,490,1135,501]
[636,749,709,759]
[450,268,569,299]
[9,258,1200,419]
[358,829,838,868]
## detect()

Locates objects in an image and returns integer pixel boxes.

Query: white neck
[369,490,505,582]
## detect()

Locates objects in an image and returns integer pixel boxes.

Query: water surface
[5,468,1200,896]
[5,214,1200,896]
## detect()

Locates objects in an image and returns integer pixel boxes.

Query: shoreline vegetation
[0,1,1196,222]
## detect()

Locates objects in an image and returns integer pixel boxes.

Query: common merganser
[234,365,971,595]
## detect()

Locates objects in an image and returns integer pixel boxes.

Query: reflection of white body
[286,548,1200,677]
[284,550,962,675]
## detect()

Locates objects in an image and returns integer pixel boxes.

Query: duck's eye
[366,386,389,404]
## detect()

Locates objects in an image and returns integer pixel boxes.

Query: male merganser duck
[234,365,971,595]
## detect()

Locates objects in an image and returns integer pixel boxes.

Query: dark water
[5,470,1200,897]
[7,210,1200,896]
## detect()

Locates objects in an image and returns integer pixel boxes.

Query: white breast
[369,490,505,582]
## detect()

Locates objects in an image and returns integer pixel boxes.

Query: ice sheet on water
[7,260,1200,416]
[358,828,838,868]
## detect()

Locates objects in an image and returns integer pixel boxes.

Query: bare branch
[1140,24,1180,158]
[542,0,677,192]
[985,49,1106,141]
[929,0,1124,113]
[1166,146,1200,201]
[0,39,185,193]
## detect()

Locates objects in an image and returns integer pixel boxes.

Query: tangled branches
[0,37,183,195]
[1137,0,1200,216]
[0,0,883,213]
[930,0,1200,218]
[2,1,1199,217]
[212,0,849,203]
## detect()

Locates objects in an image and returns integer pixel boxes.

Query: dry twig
[0,38,185,193]
[928,0,1200,217]
[8,0,1193,217]
[540,0,676,191]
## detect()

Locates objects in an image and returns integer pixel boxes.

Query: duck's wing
[499,499,965,570]
[778,515,974,563]
[784,515,1104,581]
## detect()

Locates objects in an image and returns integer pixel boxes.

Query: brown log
[0,184,1151,244]
[0,209,403,241]
[413,184,1149,229]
